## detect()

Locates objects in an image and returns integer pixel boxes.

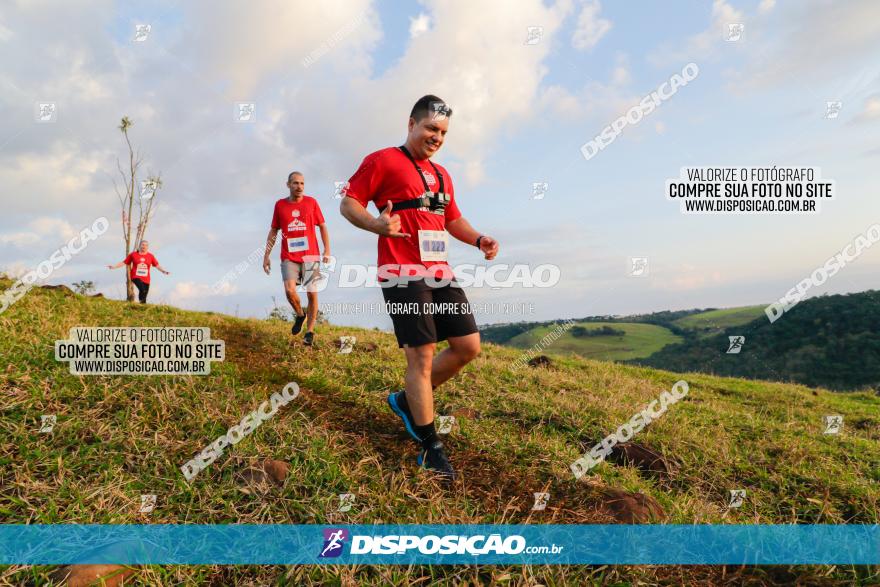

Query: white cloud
[209,280,239,297]
[851,93,880,123]
[648,0,744,66]
[0,0,584,238]
[537,53,635,124]
[0,142,111,217]
[758,0,776,14]
[653,268,725,292]
[610,53,630,85]
[728,0,880,90]
[571,0,611,51]
[538,85,583,118]
[0,232,40,247]
[30,217,79,240]
[0,217,80,247]
[0,19,13,42]
[271,0,576,186]
[168,281,222,302]
[0,260,32,278]
[180,0,379,98]
[409,13,431,38]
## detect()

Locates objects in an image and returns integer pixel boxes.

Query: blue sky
[1,0,879,329]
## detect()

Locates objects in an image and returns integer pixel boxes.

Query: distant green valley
[480,291,880,392]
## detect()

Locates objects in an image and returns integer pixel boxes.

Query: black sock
[399,389,433,413]
[413,421,438,450]
[398,390,411,414]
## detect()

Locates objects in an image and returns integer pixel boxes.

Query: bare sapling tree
[113,116,162,301]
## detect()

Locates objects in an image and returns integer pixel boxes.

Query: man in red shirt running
[340,95,499,481]
[107,240,170,304]
[263,171,331,346]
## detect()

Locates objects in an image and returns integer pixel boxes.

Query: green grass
[673,305,767,337]
[1,282,878,585]
[507,321,682,361]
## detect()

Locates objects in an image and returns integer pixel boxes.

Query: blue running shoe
[387,390,420,443]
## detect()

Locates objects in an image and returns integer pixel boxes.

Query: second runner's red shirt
[343,147,461,278]
[271,196,326,263]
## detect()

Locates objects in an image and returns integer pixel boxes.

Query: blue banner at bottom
[0,525,877,565]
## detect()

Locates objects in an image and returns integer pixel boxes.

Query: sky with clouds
[1,0,879,329]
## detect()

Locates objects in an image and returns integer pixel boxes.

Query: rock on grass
[51,565,133,586]
[450,407,480,420]
[238,459,290,490]
[39,284,74,295]
[527,355,553,368]
[607,442,675,477]
[596,487,666,523]
[262,459,290,483]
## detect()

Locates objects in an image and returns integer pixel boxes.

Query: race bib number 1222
[418,230,448,262]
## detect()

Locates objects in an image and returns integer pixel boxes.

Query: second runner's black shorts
[381,278,478,348]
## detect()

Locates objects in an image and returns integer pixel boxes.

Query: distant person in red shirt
[340,94,499,481]
[107,240,170,304]
[263,171,331,346]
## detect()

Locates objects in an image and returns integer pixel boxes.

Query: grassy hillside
[1,282,879,585]
[673,305,767,337]
[507,321,682,361]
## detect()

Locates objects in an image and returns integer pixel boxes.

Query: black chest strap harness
[391,145,450,213]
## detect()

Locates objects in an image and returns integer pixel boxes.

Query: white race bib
[287,236,309,253]
[136,263,148,277]
[418,230,448,262]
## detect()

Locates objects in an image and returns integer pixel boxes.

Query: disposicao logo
[319,528,348,558]
[317,530,563,558]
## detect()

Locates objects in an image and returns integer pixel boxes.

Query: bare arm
[339,197,380,234]
[263,202,280,274]
[318,223,331,263]
[107,261,126,270]
[340,197,410,238]
[447,217,499,260]
[262,227,278,275]
[265,227,279,252]
[155,264,170,275]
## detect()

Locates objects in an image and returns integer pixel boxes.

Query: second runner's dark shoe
[291,313,306,335]
[387,390,420,443]
[418,440,456,482]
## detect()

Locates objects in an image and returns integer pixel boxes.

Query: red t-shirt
[271,195,326,263]
[124,252,158,283]
[343,147,462,278]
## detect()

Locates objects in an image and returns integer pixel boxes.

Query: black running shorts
[381,279,478,348]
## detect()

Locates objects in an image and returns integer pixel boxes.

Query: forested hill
[633,291,880,392]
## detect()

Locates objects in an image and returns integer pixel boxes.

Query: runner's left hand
[479,236,499,260]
